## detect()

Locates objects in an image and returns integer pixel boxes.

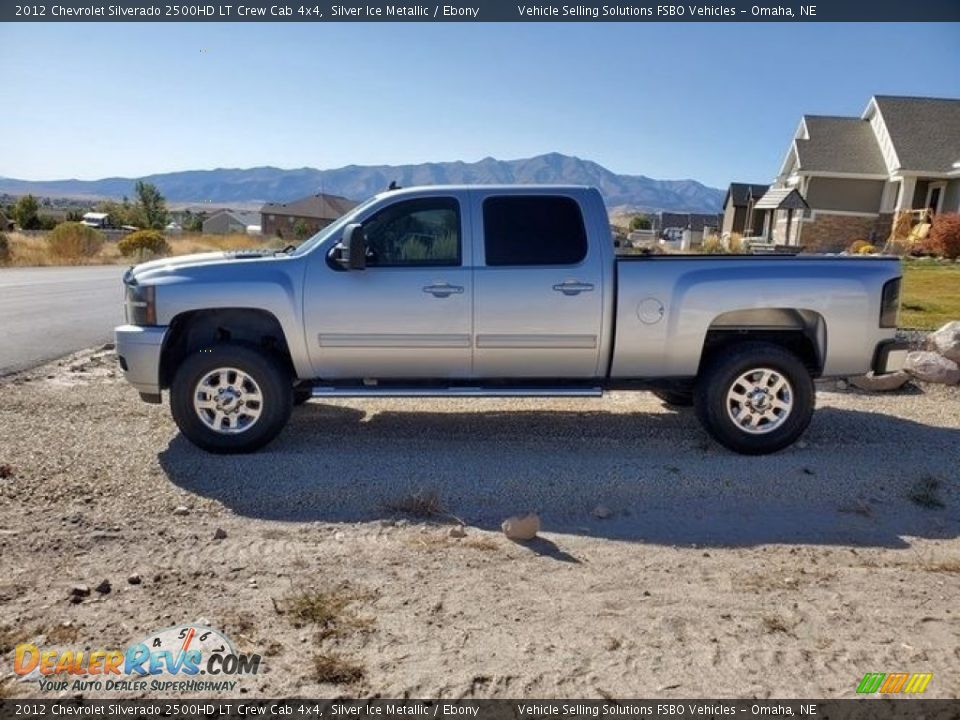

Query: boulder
[501,513,540,541]
[927,321,960,363]
[904,351,960,385]
[848,371,911,392]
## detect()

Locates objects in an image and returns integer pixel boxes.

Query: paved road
[0,266,126,375]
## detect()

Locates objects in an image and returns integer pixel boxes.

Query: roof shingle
[872,95,960,173]
[795,116,888,175]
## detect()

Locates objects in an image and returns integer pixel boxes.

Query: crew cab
[115,185,905,455]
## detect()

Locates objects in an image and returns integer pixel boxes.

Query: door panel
[472,192,604,378]
[303,194,472,379]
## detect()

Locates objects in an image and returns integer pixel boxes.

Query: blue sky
[1,22,958,188]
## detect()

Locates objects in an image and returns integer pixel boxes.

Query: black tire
[694,342,814,455]
[293,388,312,406]
[652,389,694,407]
[170,343,293,454]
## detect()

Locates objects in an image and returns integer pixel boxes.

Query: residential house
[260,193,357,240]
[772,95,960,251]
[720,183,769,237]
[201,210,261,235]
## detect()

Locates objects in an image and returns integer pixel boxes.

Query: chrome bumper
[115,324,167,402]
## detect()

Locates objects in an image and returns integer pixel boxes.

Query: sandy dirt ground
[1,347,958,700]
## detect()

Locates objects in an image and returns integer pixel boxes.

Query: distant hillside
[0,153,724,213]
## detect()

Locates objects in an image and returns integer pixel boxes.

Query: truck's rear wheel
[694,342,814,455]
[170,343,293,454]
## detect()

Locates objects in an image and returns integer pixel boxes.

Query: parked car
[115,185,906,455]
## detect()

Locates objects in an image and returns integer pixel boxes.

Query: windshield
[288,195,381,257]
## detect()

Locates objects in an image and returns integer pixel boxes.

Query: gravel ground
[1,347,959,699]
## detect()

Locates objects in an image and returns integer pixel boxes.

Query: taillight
[880,277,901,328]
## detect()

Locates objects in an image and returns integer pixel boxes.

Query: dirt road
[1,347,958,699]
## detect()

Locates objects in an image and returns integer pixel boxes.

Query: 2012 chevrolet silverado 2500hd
[115,185,906,455]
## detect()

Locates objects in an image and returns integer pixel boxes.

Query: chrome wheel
[725,367,793,435]
[192,367,263,434]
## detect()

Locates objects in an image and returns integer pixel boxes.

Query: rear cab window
[482,195,588,266]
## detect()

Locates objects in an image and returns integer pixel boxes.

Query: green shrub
[857,243,877,254]
[46,222,104,259]
[118,229,171,259]
[0,233,9,264]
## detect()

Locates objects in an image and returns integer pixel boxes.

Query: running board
[310,386,604,398]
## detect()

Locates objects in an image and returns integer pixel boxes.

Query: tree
[629,213,652,231]
[13,194,40,230]
[134,181,168,229]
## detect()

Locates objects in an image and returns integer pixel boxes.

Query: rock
[172,506,189,516]
[501,513,540,541]
[448,525,466,539]
[592,505,613,520]
[904,351,960,385]
[127,574,142,585]
[94,580,111,595]
[213,527,227,541]
[928,321,960,363]
[70,585,91,598]
[248,578,258,589]
[849,370,911,392]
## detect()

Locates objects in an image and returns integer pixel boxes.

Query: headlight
[880,277,901,329]
[125,284,156,325]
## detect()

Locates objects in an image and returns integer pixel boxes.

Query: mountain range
[0,153,725,213]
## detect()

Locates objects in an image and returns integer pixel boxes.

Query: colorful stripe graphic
[857,673,932,694]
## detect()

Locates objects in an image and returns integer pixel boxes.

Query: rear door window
[482,196,588,266]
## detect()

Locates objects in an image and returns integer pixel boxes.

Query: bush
[118,229,171,259]
[701,235,726,254]
[46,222,104,259]
[727,233,745,253]
[848,239,871,254]
[929,213,960,260]
[0,233,9,265]
[857,243,877,254]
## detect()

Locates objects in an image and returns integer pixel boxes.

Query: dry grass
[382,489,445,519]
[761,614,792,635]
[908,476,945,510]
[0,624,35,655]
[282,586,373,639]
[46,623,79,644]
[312,653,365,685]
[2,231,276,267]
[407,533,500,553]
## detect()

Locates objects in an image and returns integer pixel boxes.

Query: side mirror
[339,223,366,270]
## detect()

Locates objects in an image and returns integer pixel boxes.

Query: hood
[128,250,276,283]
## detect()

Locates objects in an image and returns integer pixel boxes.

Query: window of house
[362,197,461,267]
[483,196,587,266]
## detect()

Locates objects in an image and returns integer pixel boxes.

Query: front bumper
[872,339,910,375]
[115,324,167,402]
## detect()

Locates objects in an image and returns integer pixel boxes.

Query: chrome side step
[310,386,604,398]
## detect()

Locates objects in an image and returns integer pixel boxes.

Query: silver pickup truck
[115,185,906,455]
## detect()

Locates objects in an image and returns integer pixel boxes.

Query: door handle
[552,281,595,296]
[423,283,464,298]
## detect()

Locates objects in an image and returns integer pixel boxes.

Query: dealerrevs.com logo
[856,672,933,694]
[13,624,261,693]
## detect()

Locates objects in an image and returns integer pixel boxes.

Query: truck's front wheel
[170,343,293,454]
[694,342,814,455]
